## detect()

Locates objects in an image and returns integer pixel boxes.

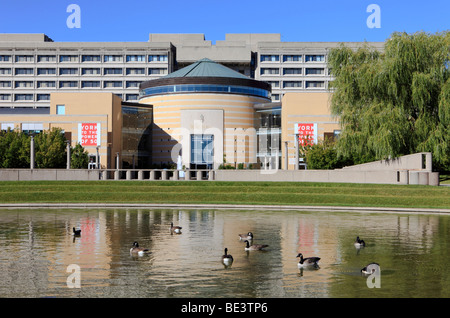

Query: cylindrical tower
[139,58,271,169]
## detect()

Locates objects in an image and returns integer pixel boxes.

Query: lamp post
[96,146,100,169]
[30,134,35,170]
[66,141,71,169]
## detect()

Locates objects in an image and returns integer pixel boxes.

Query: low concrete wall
[0,153,440,185]
[0,169,101,181]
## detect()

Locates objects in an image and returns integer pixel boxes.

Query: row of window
[140,84,271,99]
[0,67,168,76]
[260,54,326,63]
[0,93,139,102]
[0,80,145,89]
[260,67,327,76]
[0,54,169,63]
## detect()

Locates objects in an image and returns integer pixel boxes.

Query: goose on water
[354,236,366,248]
[170,222,182,234]
[296,253,320,268]
[361,263,380,275]
[72,227,81,236]
[222,248,234,266]
[130,241,150,256]
[238,232,254,241]
[244,240,268,251]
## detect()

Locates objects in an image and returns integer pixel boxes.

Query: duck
[170,222,182,234]
[354,236,366,248]
[238,232,254,241]
[244,240,268,251]
[72,227,81,236]
[222,248,234,267]
[296,253,320,268]
[361,263,380,275]
[130,241,150,256]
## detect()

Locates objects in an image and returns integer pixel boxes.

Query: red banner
[295,123,317,147]
[79,123,100,146]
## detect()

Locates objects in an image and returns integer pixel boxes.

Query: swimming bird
[354,236,366,248]
[244,240,268,251]
[170,222,182,234]
[130,241,150,256]
[361,263,380,275]
[238,232,254,241]
[72,227,81,236]
[222,248,234,267]
[296,253,320,268]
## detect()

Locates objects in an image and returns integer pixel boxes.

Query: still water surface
[0,208,449,298]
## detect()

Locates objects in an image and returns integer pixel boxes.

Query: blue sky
[0,0,448,43]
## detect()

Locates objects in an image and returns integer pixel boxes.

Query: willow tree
[328,31,450,170]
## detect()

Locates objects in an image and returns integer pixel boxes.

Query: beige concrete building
[0,92,152,170]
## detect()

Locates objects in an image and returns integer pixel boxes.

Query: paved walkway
[0,203,449,214]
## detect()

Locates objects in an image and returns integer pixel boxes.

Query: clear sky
[0,0,448,43]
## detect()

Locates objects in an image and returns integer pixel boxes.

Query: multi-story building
[0,33,384,113]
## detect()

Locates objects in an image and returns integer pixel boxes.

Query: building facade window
[38,55,57,62]
[37,68,56,75]
[104,81,122,88]
[81,81,101,88]
[0,94,11,101]
[36,94,50,101]
[59,55,79,62]
[59,68,78,75]
[148,55,168,62]
[0,55,11,62]
[22,123,43,134]
[126,68,145,75]
[125,94,139,101]
[15,94,34,101]
[15,81,34,88]
[260,55,280,62]
[81,68,101,75]
[104,55,123,62]
[15,55,34,62]
[0,81,11,88]
[260,68,279,75]
[305,81,325,88]
[1,123,14,130]
[15,68,34,75]
[283,68,302,75]
[126,55,145,62]
[104,68,123,75]
[305,68,325,75]
[37,81,56,88]
[81,55,101,62]
[0,68,11,75]
[283,81,302,88]
[126,81,141,88]
[191,134,214,168]
[283,55,302,62]
[56,105,65,115]
[59,81,78,88]
[148,68,167,75]
[305,55,325,62]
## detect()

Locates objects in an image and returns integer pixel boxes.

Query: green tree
[328,31,450,171]
[305,139,351,170]
[34,128,67,168]
[0,129,30,168]
[70,143,89,169]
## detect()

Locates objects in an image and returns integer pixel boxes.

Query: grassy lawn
[0,180,449,210]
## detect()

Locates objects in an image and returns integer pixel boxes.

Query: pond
[0,207,449,298]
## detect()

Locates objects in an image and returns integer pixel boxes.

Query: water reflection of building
[0,209,443,297]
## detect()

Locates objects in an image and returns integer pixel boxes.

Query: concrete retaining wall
[0,153,440,186]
